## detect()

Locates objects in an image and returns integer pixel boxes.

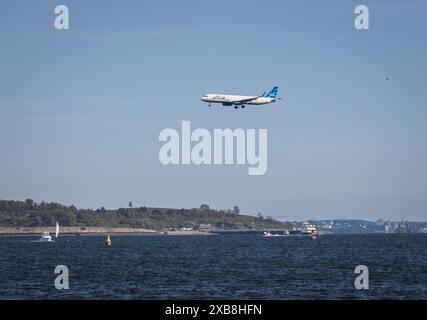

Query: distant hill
[0,199,287,231]
[310,219,427,234]
[310,219,384,234]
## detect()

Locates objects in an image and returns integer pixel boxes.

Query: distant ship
[301,221,317,234]
[288,222,317,235]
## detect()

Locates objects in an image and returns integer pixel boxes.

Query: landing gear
[208,103,211,107]
[233,104,245,109]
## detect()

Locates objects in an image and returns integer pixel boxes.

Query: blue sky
[0,0,426,221]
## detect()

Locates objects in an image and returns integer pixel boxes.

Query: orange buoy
[105,234,112,247]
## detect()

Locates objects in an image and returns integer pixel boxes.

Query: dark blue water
[0,234,426,299]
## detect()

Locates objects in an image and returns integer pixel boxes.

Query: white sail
[55,221,59,238]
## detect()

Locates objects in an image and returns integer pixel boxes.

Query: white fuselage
[201,94,277,105]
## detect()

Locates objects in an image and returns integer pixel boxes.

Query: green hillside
[0,199,287,231]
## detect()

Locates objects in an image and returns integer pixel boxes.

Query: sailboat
[55,221,59,238]
[38,221,59,242]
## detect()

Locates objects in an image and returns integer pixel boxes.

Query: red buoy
[310,230,317,240]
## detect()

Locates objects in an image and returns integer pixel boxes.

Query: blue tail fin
[265,86,278,99]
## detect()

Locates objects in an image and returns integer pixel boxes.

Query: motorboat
[39,231,53,242]
[37,221,59,242]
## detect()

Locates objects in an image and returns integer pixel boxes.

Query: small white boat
[39,231,53,242]
[38,221,59,242]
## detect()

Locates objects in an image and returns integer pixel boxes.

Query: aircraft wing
[230,92,265,104]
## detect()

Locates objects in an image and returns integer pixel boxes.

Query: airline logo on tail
[264,86,278,99]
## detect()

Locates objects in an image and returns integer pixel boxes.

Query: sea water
[0,233,426,299]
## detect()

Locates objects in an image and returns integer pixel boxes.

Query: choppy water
[0,233,426,299]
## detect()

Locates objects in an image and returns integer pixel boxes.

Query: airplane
[201,86,282,109]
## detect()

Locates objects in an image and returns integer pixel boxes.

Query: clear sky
[1,0,426,221]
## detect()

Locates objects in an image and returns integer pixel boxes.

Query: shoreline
[0,227,217,236]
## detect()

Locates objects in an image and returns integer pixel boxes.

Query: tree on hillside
[233,206,240,215]
[24,198,34,208]
[200,204,210,211]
